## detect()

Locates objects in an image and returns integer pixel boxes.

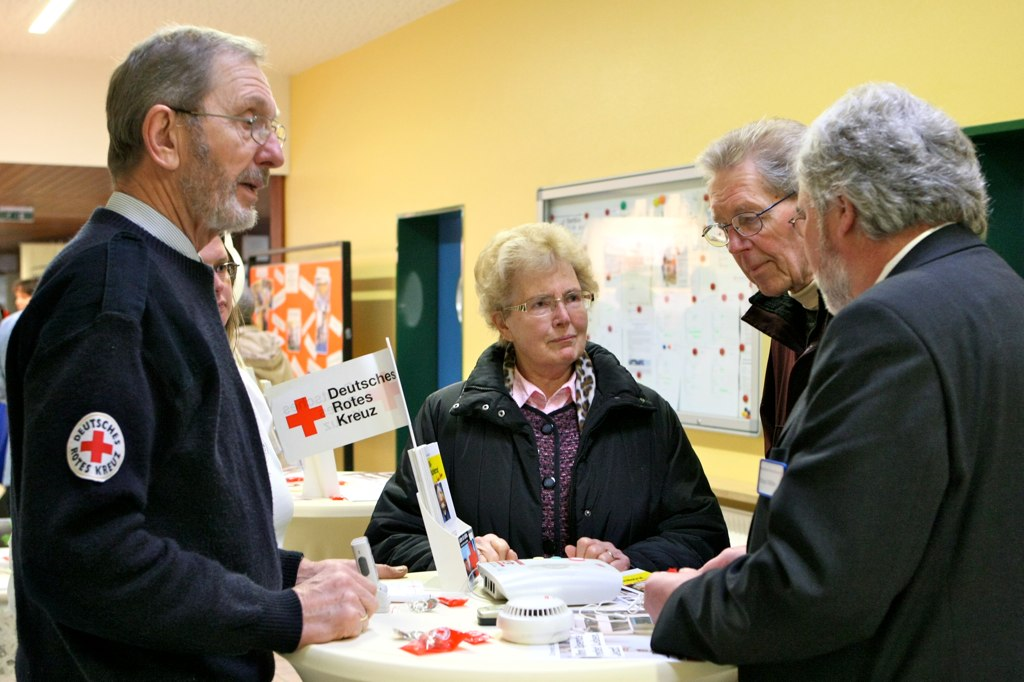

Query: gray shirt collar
[105,192,201,261]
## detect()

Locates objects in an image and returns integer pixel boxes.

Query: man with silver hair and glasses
[7,26,401,680]
[698,118,830,454]
[644,83,1024,679]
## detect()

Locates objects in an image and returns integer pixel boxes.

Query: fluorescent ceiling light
[29,0,77,35]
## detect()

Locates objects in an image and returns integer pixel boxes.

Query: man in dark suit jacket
[645,82,1024,680]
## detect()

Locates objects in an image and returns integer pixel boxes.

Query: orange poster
[248,260,346,376]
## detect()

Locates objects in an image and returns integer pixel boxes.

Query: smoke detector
[497,595,573,644]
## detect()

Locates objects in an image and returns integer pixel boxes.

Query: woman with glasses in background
[367,223,729,572]
[199,234,293,547]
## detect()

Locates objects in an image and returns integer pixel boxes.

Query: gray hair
[798,82,988,239]
[697,118,806,196]
[475,223,598,334]
[107,25,266,180]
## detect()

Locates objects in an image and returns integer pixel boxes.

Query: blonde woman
[368,223,729,572]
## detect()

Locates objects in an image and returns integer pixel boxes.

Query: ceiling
[0,0,457,256]
[0,0,456,75]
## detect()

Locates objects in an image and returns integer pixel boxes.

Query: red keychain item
[437,596,467,607]
[400,627,490,655]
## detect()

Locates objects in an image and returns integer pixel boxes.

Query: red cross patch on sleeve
[66,412,126,482]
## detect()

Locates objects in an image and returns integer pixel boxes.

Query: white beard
[180,129,259,235]
[816,222,854,314]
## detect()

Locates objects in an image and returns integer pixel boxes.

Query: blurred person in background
[235,283,297,385]
[199,233,293,546]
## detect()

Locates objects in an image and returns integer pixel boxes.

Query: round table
[282,471,389,561]
[285,572,736,682]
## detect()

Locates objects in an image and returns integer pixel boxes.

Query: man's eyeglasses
[172,108,287,146]
[504,289,595,317]
[212,261,239,283]
[702,191,795,247]
[788,206,807,229]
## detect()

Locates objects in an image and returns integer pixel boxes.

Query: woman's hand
[565,537,630,571]
[475,533,519,562]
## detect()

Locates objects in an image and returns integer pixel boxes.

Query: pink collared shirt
[510,369,575,414]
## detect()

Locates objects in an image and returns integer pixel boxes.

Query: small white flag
[267,348,408,463]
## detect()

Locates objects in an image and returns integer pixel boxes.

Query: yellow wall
[288,0,1024,480]
[6,0,1019,483]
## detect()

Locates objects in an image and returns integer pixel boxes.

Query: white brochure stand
[417,493,477,591]
[301,450,341,499]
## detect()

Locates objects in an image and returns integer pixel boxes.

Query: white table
[282,471,390,561]
[285,572,736,682]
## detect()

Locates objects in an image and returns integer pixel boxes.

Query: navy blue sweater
[8,209,303,680]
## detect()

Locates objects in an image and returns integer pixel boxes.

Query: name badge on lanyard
[757,459,787,498]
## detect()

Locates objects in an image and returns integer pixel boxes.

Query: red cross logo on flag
[267,346,410,464]
[286,397,326,437]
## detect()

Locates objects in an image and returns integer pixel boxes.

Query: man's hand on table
[644,546,746,621]
[294,558,408,646]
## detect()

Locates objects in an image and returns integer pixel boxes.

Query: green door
[395,210,463,464]
[967,121,1024,278]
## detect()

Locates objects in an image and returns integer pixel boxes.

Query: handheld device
[351,536,390,612]
[351,536,379,584]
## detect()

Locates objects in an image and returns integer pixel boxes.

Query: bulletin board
[538,166,760,435]
[245,242,353,377]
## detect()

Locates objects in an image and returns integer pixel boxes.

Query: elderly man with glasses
[6,26,403,681]
[645,82,1024,680]
[698,118,831,454]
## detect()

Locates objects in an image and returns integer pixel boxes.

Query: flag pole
[385,337,417,449]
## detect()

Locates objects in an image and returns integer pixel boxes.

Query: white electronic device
[497,595,573,644]
[478,557,622,606]
[351,536,390,613]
